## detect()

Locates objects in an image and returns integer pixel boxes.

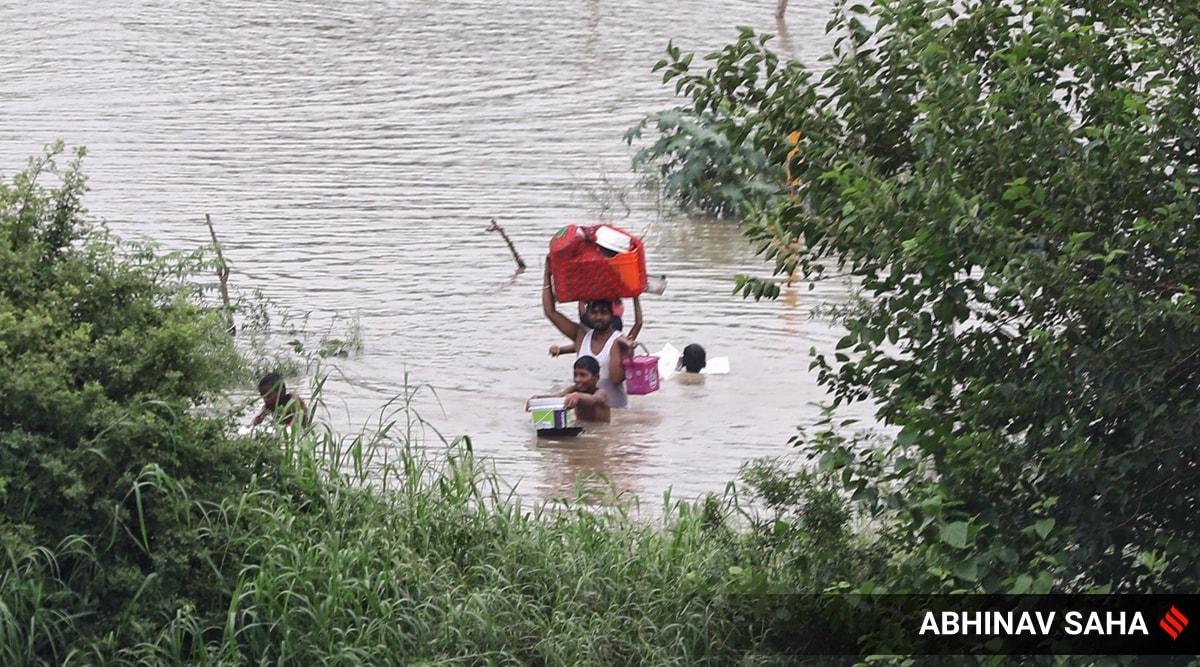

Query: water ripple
[0,0,866,503]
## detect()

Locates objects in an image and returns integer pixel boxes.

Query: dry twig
[487,218,527,270]
[205,213,235,334]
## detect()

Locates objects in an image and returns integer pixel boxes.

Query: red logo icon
[1160,606,1189,640]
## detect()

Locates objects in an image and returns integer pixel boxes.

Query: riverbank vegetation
[2,145,886,664]
[630,0,1199,605]
[7,0,1199,662]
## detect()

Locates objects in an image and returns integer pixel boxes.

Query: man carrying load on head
[549,298,643,357]
[542,260,637,409]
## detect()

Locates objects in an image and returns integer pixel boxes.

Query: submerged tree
[639,0,1200,594]
[625,28,814,219]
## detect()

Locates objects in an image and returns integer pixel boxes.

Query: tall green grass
[4,380,827,666]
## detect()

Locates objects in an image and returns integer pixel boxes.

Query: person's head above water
[572,355,602,392]
[583,299,614,332]
[578,298,624,331]
[679,344,707,373]
[258,372,287,408]
[248,372,311,428]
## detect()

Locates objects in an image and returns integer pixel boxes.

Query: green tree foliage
[0,144,295,653]
[625,28,815,219]
[641,0,1200,594]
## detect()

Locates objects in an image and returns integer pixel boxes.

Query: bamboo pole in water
[487,218,526,270]
[776,0,787,19]
[205,213,235,335]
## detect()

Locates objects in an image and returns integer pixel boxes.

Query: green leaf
[953,559,979,582]
[1010,574,1033,594]
[1033,571,1055,593]
[940,521,970,549]
[1033,518,1055,539]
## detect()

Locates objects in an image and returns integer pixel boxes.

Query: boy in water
[527,356,611,422]
[247,373,311,428]
[678,344,707,373]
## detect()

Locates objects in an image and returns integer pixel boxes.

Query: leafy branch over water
[634,0,1200,598]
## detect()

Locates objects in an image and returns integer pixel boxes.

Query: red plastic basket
[548,224,647,302]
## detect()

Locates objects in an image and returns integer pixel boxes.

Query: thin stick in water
[205,213,236,335]
[487,218,526,270]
